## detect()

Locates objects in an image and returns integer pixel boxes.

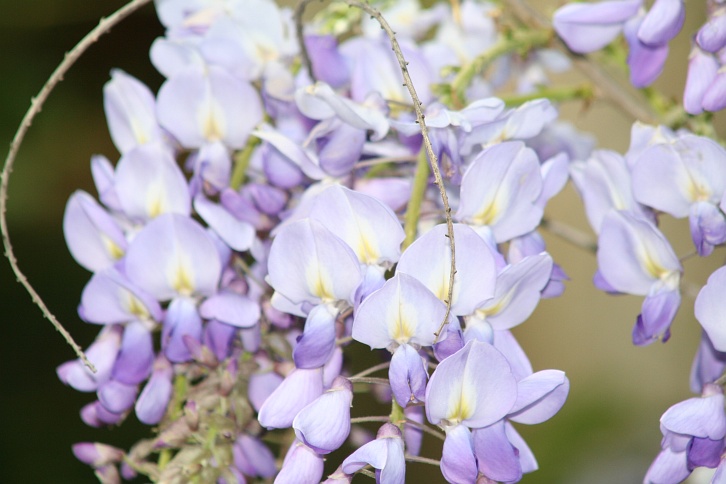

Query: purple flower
[624,11,669,87]
[232,434,277,478]
[426,340,517,430]
[267,218,362,307]
[645,384,726,482]
[631,133,726,256]
[72,442,124,468]
[637,0,685,46]
[697,8,726,53]
[63,191,127,272]
[258,367,323,429]
[553,0,642,54]
[695,266,726,353]
[341,423,406,484]
[396,223,497,317]
[135,355,173,425]
[457,141,544,243]
[597,210,681,345]
[684,47,719,115]
[275,440,324,484]
[293,376,353,454]
[103,69,165,155]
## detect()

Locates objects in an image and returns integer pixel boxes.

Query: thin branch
[294,0,457,343]
[506,0,658,124]
[353,155,417,169]
[448,27,552,108]
[351,416,446,442]
[499,83,595,107]
[351,416,390,425]
[405,454,441,467]
[403,418,445,442]
[540,217,597,253]
[0,0,154,372]
[351,361,390,379]
[348,376,389,386]
[539,217,703,300]
[336,335,354,346]
[679,250,698,263]
[294,1,317,83]
[357,468,376,479]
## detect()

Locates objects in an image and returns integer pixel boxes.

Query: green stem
[500,83,595,107]
[169,374,188,421]
[157,449,172,471]
[390,400,405,432]
[403,147,430,249]
[230,136,261,190]
[448,28,552,108]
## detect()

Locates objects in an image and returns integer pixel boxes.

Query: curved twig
[0,0,154,372]
[294,0,457,341]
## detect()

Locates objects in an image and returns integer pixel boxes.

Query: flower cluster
[553,0,684,88]
[552,0,726,116]
[46,0,726,483]
[54,0,578,482]
[570,122,726,345]
[569,118,726,481]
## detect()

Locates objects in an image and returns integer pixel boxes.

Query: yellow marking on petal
[310,271,334,302]
[447,393,473,425]
[472,199,499,226]
[148,196,163,219]
[173,263,195,296]
[476,300,503,319]
[125,293,150,319]
[476,286,515,318]
[687,179,711,203]
[435,280,449,302]
[130,118,149,146]
[392,314,414,345]
[357,234,379,265]
[102,235,125,260]
[255,43,279,63]
[640,250,669,280]
[203,111,224,142]
[640,250,680,287]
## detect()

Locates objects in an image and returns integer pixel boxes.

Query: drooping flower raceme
[597,210,682,345]
[53,1,580,482]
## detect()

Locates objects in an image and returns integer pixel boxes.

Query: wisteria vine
[6,0,726,483]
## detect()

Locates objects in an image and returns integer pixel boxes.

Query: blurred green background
[0,1,722,483]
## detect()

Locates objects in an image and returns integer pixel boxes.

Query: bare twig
[348,376,390,386]
[540,217,597,253]
[403,417,445,442]
[294,0,457,341]
[405,454,442,467]
[351,361,390,379]
[0,0,154,372]
[351,416,391,425]
[294,1,317,83]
